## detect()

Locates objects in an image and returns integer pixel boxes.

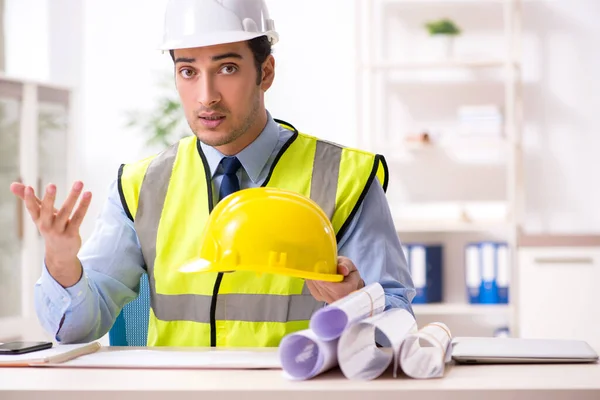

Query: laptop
[451,337,599,364]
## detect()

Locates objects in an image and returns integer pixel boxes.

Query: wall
[265,0,358,147]
[0,0,5,72]
[5,0,600,243]
[4,0,49,80]
[75,0,172,240]
[521,0,600,233]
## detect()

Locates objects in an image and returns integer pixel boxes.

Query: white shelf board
[382,0,543,4]
[394,220,510,233]
[381,0,510,5]
[364,59,515,71]
[402,135,508,151]
[413,303,510,315]
[0,72,72,92]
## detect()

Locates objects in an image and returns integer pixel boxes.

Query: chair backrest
[108,273,150,346]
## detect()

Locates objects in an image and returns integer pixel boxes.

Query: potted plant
[424,18,461,60]
[124,73,190,151]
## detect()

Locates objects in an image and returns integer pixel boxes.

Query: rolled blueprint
[278,329,338,380]
[310,282,385,341]
[337,308,418,380]
[398,322,453,379]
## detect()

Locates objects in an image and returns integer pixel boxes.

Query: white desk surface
[1,347,599,400]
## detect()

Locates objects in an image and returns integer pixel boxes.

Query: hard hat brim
[179,258,344,283]
[158,31,279,51]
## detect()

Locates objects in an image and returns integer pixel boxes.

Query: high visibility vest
[118,120,389,347]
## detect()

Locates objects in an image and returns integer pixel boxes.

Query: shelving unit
[0,74,74,342]
[355,0,523,337]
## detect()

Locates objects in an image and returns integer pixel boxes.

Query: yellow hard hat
[179,187,343,282]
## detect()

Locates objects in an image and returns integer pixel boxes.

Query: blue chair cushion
[108,273,150,346]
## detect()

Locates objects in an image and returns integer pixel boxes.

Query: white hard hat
[159,0,279,51]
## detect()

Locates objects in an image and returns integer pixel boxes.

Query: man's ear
[260,55,275,91]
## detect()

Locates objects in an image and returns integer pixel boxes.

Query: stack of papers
[59,348,281,369]
[0,341,281,370]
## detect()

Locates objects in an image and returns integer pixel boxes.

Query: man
[10,0,415,346]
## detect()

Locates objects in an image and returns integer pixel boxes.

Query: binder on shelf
[465,243,481,304]
[406,244,443,304]
[496,243,510,304]
[464,241,509,305]
[479,242,498,304]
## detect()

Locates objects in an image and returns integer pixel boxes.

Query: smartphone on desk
[0,341,53,355]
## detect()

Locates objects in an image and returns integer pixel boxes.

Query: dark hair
[247,35,273,85]
[169,35,272,85]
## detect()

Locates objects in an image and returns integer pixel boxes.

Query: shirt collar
[199,111,280,183]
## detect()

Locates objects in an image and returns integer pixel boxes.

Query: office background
[1,0,599,347]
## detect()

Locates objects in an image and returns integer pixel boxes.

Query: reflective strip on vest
[310,140,342,220]
[135,142,179,316]
[134,139,342,324]
[152,293,321,323]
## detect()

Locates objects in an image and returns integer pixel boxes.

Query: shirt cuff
[39,261,89,310]
[384,293,415,317]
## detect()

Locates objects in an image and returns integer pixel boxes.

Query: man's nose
[197,75,221,107]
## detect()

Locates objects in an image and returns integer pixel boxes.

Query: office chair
[108,273,150,346]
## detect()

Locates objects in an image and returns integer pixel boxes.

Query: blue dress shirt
[34,112,416,343]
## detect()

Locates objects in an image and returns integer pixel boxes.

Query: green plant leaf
[425,18,461,36]
[123,72,191,150]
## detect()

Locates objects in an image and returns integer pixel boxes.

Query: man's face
[173,41,267,148]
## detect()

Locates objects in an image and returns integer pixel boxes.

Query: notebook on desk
[0,342,281,369]
[0,342,102,367]
[53,347,282,369]
[451,337,599,364]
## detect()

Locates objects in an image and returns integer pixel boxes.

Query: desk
[1,360,599,400]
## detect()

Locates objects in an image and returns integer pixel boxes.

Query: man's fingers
[305,280,322,301]
[12,182,44,207]
[23,186,41,221]
[66,192,92,232]
[12,182,61,213]
[310,280,339,304]
[337,264,349,276]
[337,256,357,276]
[320,269,361,299]
[306,280,328,302]
[55,181,84,230]
[39,184,57,232]
[10,182,27,200]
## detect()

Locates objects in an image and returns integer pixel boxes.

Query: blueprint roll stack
[278,283,386,380]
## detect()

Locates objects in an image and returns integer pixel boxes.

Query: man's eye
[220,65,237,75]
[180,68,195,78]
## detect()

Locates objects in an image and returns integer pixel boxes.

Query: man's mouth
[200,115,225,121]
[198,115,225,128]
